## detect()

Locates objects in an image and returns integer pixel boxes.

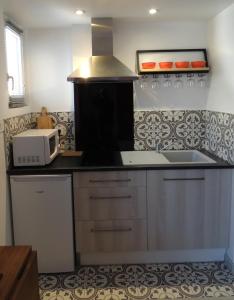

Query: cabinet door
[202,169,231,248]
[147,170,230,250]
[10,175,75,273]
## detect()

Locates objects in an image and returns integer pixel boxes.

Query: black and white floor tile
[39,262,234,300]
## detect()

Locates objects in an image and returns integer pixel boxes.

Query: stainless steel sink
[161,150,216,164]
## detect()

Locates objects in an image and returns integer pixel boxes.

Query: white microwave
[13,129,59,166]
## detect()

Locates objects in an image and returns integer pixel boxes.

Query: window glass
[5,23,25,107]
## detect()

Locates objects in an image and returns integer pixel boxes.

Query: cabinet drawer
[74,171,146,187]
[74,187,146,220]
[76,220,147,253]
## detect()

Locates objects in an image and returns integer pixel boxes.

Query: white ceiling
[2,0,234,28]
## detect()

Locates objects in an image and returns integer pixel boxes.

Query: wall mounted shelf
[136,49,210,75]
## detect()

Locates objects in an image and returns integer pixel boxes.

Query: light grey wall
[113,19,209,110]
[207,3,234,114]
[25,27,73,112]
[25,19,209,112]
[0,5,12,245]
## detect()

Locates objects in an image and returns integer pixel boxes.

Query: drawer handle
[91,227,132,233]
[163,177,205,181]
[89,179,131,183]
[35,190,45,194]
[90,195,132,200]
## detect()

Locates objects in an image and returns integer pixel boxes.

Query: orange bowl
[191,61,206,68]
[175,61,190,68]
[141,62,156,69]
[159,62,173,69]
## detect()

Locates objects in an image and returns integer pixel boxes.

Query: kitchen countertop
[7,149,233,175]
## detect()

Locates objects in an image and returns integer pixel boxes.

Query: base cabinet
[147,170,231,250]
[73,171,147,254]
[73,169,231,264]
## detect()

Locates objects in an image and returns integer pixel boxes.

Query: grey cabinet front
[147,170,231,250]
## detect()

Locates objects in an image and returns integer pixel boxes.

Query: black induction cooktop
[81,150,122,166]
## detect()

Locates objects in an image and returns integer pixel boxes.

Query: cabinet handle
[89,179,131,183]
[163,177,205,181]
[91,227,132,233]
[90,195,132,200]
[35,190,45,194]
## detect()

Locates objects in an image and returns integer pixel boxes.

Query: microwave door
[44,133,59,164]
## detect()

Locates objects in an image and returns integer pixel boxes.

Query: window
[5,22,25,108]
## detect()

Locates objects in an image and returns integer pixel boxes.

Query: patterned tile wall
[4,113,33,167]
[134,110,206,151]
[4,110,234,167]
[203,111,234,164]
[4,112,75,167]
[31,112,75,151]
[134,110,234,164]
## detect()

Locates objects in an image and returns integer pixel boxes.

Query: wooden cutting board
[36,106,54,129]
[36,115,54,129]
[61,151,83,157]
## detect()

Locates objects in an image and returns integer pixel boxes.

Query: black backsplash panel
[74,82,134,151]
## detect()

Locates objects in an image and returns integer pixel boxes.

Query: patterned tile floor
[39,262,234,300]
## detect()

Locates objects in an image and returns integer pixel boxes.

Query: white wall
[208,3,234,266]
[207,3,234,113]
[0,5,12,245]
[0,130,11,246]
[72,24,92,70]
[113,19,209,110]
[0,8,8,120]
[0,7,31,118]
[26,24,92,112]
[26,28,73,112]
[25,20,209,112]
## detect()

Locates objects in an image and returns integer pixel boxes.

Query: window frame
[5,20,26,108]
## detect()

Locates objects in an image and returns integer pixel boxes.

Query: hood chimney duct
[92,18,113,56]
[67,17,138,82]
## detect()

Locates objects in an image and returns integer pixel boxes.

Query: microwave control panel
[16,156,41,165]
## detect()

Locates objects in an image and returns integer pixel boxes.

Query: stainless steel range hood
[67,18,138,83]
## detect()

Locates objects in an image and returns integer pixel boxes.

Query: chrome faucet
[155,139,174,153]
